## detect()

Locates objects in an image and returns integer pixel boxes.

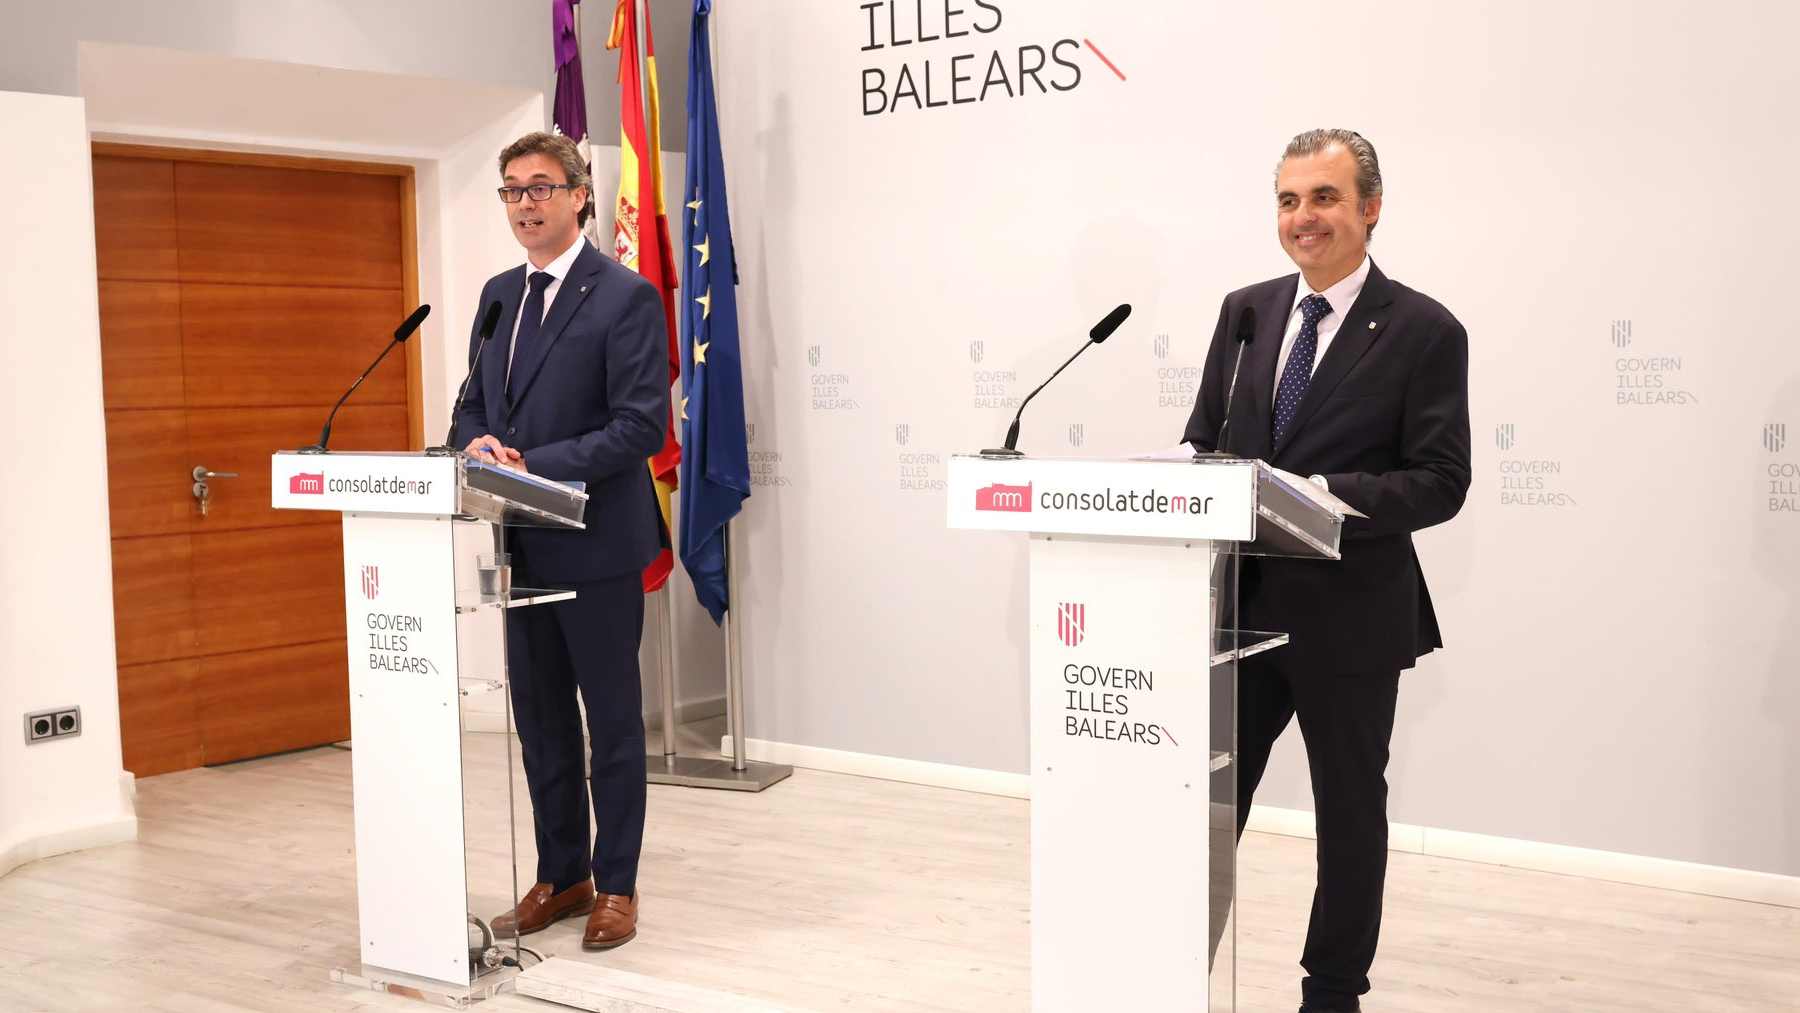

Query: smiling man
[452,131,669,951]
[1184,130,1471,1012]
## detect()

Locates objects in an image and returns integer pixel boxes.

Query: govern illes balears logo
[858,1,1125,116]
[1056,601,1086,648]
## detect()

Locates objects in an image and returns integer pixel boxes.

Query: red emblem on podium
[976,482,1032,512]
[1057,602,1085,647]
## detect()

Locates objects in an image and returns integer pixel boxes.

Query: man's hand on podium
[464,434,527,472]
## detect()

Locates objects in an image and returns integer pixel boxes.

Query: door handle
[191,465,239,517]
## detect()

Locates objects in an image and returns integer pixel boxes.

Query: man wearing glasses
[453,131,669,950]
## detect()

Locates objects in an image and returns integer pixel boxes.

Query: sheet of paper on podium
[1130,444,1367,518]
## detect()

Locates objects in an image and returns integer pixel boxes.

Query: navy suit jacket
[453,241,669,583]
[1184,261,1471,672]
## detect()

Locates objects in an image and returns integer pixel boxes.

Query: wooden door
[92,146,423,776]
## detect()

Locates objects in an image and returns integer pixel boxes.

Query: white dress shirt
[1274,256,1370,492]
[1274,255,1371,383]
[506,234,589,382]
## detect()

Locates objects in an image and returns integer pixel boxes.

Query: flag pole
[722,520,747,772]
[711,519,789,788]
[653,582,679,757]
[643,0,681,764]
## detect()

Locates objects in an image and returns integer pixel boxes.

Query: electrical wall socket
[23,706,80,744]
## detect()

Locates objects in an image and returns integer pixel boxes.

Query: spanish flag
[608,0,682,594]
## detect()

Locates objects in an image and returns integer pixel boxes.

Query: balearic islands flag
[551,0,603,248]
[607,0,683,593]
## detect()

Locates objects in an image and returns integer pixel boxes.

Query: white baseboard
[722,735,1030,799]
[725,735,1800,910]
[0,814,138,880]
[463,693,728,735]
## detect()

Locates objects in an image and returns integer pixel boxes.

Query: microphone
[1193,305,1257,460]
[428,300,504,455]
[982,303,1130,457]
[299,304,430,454]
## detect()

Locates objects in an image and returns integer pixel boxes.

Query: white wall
[0,91,138,875]
[711,0,1800,879]
[0,0,551,102]
[0,0,560,876]
[0,37,551,874]
[0,0,730,879]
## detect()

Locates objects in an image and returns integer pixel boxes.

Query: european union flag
[677,0,749,624]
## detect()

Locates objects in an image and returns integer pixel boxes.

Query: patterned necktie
[1272,293,1332,446]
[508,270,555,396]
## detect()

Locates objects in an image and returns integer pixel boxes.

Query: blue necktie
[1272,293,1332,446]
[508,270,555,396]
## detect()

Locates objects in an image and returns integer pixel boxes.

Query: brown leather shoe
[491,881,595,938]
[581,892,638,950]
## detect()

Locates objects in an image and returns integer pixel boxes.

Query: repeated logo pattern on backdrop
[746,423,792,489]
[1495,423,1576,508]
[1769,422,1799,513]
[1610,318,1697,406]
[809,343,859,411]
[894,418,945,491]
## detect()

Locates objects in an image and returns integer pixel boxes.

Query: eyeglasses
[497,183,580,203]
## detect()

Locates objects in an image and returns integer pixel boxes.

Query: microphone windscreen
[393,304,432,342]
[1235,305,1257,344]
[478,300,504,339]
[1089,303,1132,343]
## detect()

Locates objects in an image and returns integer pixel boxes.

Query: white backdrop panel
[710,1,1800,877]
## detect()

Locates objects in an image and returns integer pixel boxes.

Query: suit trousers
[505,563,647,897]
[1235,650,1401,1009]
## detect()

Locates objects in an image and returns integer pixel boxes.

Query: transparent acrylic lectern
[946,454,1344,1012]
[271,450,588,1007]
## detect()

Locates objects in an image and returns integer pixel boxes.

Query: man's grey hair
[1277,128,1383,238]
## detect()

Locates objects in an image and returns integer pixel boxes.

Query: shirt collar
[1290,255,1371,323]
[527,234,588,282]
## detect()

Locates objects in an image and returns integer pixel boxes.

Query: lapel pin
[1368,321,1377,329]
[580,285,588,293]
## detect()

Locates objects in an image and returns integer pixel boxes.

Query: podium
[271,450,587,1004]
[945,454,1343,1012]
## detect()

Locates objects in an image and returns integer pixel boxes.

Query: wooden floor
[1,719,1794,1012]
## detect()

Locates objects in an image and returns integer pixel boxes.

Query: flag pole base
[646,754,792,792]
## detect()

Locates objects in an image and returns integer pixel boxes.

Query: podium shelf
[455,587,578,614]
[457,676,504,698]
[1210,629,1289,667]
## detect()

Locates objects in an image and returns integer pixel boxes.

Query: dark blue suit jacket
[453,241,669,583]
[1184,261,1471,672]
